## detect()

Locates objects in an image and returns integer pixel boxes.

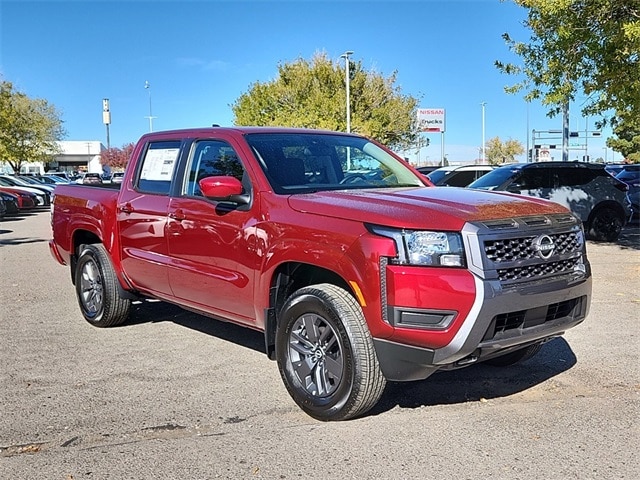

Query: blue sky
[0,0,621,164]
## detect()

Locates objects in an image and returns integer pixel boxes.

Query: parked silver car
[110,172,125,184]
[468,162,631,241]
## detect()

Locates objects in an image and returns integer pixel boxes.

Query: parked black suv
[468,162,631,242]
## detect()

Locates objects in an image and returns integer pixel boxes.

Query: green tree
[485,136,525,165]
[101,143,135,171]
[496,1,640,120]
[231,52,421,150]
[607,109,640,163]
[0,80,66,173]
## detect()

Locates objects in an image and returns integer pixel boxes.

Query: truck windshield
[244,132,424,194]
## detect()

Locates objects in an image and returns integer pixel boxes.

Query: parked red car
[0,186,37,210]
[0,191,20,215]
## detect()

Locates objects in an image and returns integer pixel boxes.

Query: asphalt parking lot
[1,211,638,480]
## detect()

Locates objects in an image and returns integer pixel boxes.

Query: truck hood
[287,187,569,230]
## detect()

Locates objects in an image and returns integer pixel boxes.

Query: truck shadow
[126,299,266,353]
[371,338,576,415]
[125,299,577,414]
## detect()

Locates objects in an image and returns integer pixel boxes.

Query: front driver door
[166,139,259,326]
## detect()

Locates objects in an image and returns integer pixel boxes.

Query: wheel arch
[585,200,627,241]
[586,200,626,227]
[70,229,102,285]
[263,262,354,360]
[70,230,137,301]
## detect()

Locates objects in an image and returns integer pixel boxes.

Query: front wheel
[74,244,131,327]
[587,207,624,242]
[275,284,386,421]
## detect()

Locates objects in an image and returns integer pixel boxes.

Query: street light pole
[562,101,569,161]
[526,102,530,162]
[144,80,156,132]
[480,102,486,163]
[340,51,354,133]
[102,98,111,149]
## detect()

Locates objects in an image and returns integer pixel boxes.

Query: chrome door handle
[118,203,133,214]
[169,209,186,221]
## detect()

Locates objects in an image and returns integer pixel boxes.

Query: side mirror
[199,176,249,204]
[506,183,523,193]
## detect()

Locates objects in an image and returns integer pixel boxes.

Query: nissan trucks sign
[417,108,446,133]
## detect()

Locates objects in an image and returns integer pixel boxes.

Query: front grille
[485,232,581,263]
[497,257,581,282]
[469,214,586,285]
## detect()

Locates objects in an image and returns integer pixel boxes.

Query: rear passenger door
[166,138,259,326]
[548,167,594,222]
[116,139,181,296]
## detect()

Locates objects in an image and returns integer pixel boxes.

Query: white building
[3,140,106,175]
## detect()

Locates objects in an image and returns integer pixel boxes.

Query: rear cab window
[136,140,181,195]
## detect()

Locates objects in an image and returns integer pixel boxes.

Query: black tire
[587,207,624,242]
[74,244,131,327]
[484,342,543,367]
[275,283,386,421]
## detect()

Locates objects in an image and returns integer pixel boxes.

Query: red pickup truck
[50,127,592,421]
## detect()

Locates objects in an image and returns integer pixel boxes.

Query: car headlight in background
[367,225,465,267]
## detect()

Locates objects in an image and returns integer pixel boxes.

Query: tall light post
[340,51,354,133]
[144,80,156,132]
[480,102,486,163]
[562,101,569,161]
[102,98,111,149]
[526,102,530,162]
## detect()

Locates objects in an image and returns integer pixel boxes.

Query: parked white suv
[468,162,631,241]
[427,165,495,187]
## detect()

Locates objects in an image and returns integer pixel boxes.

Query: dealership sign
[417,108,445,133]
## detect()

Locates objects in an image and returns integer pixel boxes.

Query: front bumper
[373,271,591,381]
[372,213,592,382]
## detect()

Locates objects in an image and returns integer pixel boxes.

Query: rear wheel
[74,244,131,327]
[275,284,386,421]
[484,342,543,367]
[587,207,624,242]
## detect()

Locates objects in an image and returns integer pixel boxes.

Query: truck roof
[137,126,358,139]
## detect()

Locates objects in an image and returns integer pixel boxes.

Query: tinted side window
[555,167,594,187]
[184,140,245,196]
[517,168,553,189]
[443,171,476,187]
[136,140,181,195]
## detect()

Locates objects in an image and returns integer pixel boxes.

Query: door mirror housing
[199,176,249,204]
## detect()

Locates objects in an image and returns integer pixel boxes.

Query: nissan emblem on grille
[534,234,555,259]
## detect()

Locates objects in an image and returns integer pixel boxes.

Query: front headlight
[367,225,465,267]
